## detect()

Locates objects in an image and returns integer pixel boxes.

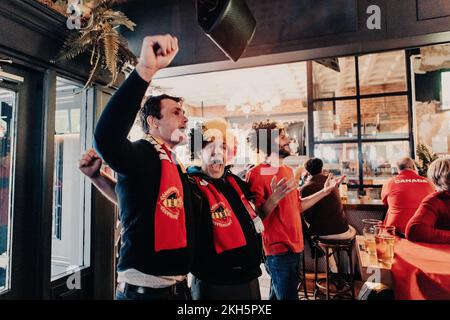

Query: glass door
[0,86,17,294]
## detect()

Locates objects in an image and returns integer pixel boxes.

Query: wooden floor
[259,264,364,300]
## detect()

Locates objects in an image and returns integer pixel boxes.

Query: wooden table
[355,235,392,285]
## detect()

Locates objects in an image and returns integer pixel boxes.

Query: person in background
[301,158,356,241]
[246,121,344,300]
[381,157,435,236]
[406,158,450,244]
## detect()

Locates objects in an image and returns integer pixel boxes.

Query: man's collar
[144,134,174,152]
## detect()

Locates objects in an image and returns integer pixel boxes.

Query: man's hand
[257,176,298,220]
[78,148,102,179]
[323,174,346,194]
[136,34,179,82]
[270,176,298,204]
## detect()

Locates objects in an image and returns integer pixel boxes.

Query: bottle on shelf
[339,180,348,204]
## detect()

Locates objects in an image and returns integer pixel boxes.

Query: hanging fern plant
[56,0,138,88]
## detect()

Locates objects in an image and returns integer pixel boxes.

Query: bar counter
[344,199,387,235]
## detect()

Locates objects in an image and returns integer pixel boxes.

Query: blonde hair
[427,157,450,191]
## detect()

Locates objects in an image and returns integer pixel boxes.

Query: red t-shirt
[406,191,450,244]
[381,170,435,234]
[246,163,303,255]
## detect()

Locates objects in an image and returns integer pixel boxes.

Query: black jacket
[188,167,263,285]
[94,70,196,276]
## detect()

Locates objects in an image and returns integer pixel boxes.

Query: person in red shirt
[246,121,343,300]
[381,157,435,235]
[406,158,450,244]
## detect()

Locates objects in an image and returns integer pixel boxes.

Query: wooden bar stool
[297,251,308,299]
[313,237,355,300]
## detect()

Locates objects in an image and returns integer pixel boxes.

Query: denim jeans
[265,251,303,300]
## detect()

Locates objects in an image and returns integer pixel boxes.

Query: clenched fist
[78,148,102,179]
[135,34,179,82]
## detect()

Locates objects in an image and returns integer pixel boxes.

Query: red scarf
[146,135,187,252]
[193,175,255,254]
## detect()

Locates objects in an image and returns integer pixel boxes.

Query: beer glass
[375,225,396,266]
[362,219,382,255]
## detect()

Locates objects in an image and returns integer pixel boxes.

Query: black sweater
[301,173,349,236]
[93,70,196,276]
[188,167,263,285]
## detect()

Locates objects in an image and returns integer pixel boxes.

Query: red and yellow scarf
[193,175,257,254]
[145,135,187,252]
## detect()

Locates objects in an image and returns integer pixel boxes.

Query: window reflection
[51,77,90,279]
[358,51,407,95]
[313,100,357,141]
[313,57,356,98]
[362,141,410,185]
[0,88,15,292]
[314,143,359,185]
[360,96,409,139]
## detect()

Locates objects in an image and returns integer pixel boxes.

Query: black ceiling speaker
[196,0,256,62]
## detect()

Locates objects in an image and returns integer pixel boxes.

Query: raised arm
[300,174,345,211]
[78,149,118,205]
[93,35,179,174]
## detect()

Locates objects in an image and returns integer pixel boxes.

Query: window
[311,50,411,194]
[358,51,407,95]
[442,71,450,111]
[51,77,90,279]
[362,141,410,199]
[314,143,359,184]
[0,88,16,292]
[313,100,357,141]
[360,96,409,139]
[313,57,356,99]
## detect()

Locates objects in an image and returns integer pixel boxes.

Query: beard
[278,144,291,158]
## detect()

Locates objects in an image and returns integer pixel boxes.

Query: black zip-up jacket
[93,70,196,276]
[188,167,263,285]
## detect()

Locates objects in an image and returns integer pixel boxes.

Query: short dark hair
[247,121,285,156]
[305,158,323,176]
[139,94,182,134]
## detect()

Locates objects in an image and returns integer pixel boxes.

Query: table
[391,239,450,300]
[355,235,392,285]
